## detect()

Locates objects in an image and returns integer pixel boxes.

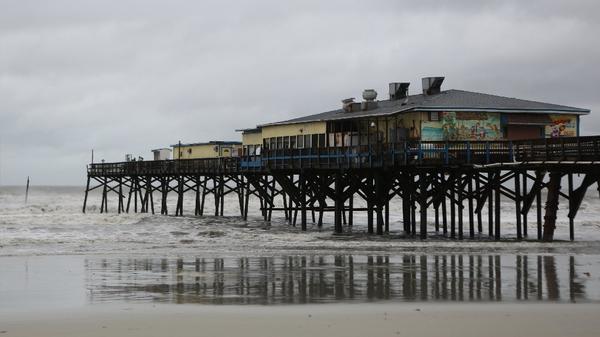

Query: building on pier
[238,127,263,156]
[245,77,589,151]
[84,76,597,242]
[151,148,172,161]
[171,141,242,159]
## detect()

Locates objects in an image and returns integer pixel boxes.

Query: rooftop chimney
[422,76,445,95]
[389,82,410,100]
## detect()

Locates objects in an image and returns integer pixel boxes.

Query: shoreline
[2,302,599,337]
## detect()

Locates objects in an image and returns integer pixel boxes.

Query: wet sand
[2,303,599,337]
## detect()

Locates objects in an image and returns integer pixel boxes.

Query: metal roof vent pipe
[422,76,445,95]
[342,98,356,112]
[389,82,410,100]
[361,89,378,111]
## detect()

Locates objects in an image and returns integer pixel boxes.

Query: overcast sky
[1,0,599,185]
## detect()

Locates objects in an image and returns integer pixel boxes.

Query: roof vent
[362,89,377,101]
[342,98,356,112]
[361,89,378,111]
[389,82,410,100]
[422,76,445,95]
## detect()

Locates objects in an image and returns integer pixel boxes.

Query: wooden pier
[83,136,600,241]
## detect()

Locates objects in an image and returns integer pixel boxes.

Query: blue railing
[88,136,600,176]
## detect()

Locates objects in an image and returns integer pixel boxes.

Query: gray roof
[235,127,262,133]
[260,89,590,127]
[171,141,241,147]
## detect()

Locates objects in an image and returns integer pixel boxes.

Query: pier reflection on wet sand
[85,254,595,305]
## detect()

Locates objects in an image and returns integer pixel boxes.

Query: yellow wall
[173,144,241,159]
[242,132,262,146]
[262,121,326,139]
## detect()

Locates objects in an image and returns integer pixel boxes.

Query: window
[297,135,304,148]
[429,111,440,121]
[318,134,326,148]
[312,134,318,148]
[283,136,290,149]
[290,136,296,149]
[270,138,276,150]
[304,134,312,148]
[276,137,283,149]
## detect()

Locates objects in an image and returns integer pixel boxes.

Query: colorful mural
[545,114,578,138]
[421,111,502,141]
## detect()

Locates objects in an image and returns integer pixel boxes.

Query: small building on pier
[252,77,589,150]
[238,127,263,156]
[172,141,242,159]
[151,148,172,161]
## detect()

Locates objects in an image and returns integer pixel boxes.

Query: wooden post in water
[568,173,574,241]
[25,176,30,203]
[334,172,343,234]
[494,171,501,240]
[522,172,528,237]
[543,172,562,242]
[488,171,494,237]
[419,172,427,239]
[536,171,543,240]
[367,175,374,234]
[515,171,522,240]
[300,174,307,231]
[468,172,475,238]
[82,176,90,213]
[458,173,464,240]
[475,174,482,233]
[402,174,411,235]
[450,174,456,238]
[442,178,448,236]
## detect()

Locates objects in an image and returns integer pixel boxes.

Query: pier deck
[84,136,600,241]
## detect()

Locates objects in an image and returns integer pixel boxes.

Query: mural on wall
[545,114,577,138]
[421,111,502,141]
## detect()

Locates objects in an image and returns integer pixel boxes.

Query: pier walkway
[84,136,600,241]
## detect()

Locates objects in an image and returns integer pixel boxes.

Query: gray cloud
[1,0,599,185]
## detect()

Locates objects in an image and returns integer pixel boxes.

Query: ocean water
[2,186,600,307]
[2,185,600,257]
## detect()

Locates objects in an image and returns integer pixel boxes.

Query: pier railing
[88,157,239,176]
[88,136,600,176]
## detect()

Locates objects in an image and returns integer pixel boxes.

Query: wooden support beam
[543,172,562,242]
[468,172,475,238]
[458,174,464,240]
[419,171,428,239]
[494,171,501,241]
[450,174,456,239]
[536,171,543,240]
[334,173,343,234]
[568,173,574,241]
[522,172,528,237]
[348,194,354,228]
[515,171,522,240]
[83,176,91,213]
[442,178,448,236]
[488,172,494,237]
[402,174,412,235]
[301,174,307,231]
[568,175,594,219]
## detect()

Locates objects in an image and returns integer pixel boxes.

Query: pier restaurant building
[244,77,589,153]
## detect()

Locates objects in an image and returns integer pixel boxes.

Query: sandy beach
[2,187,600,336]
[2,302,599,337]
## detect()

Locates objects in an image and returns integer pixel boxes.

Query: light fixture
[370,121,376,127]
